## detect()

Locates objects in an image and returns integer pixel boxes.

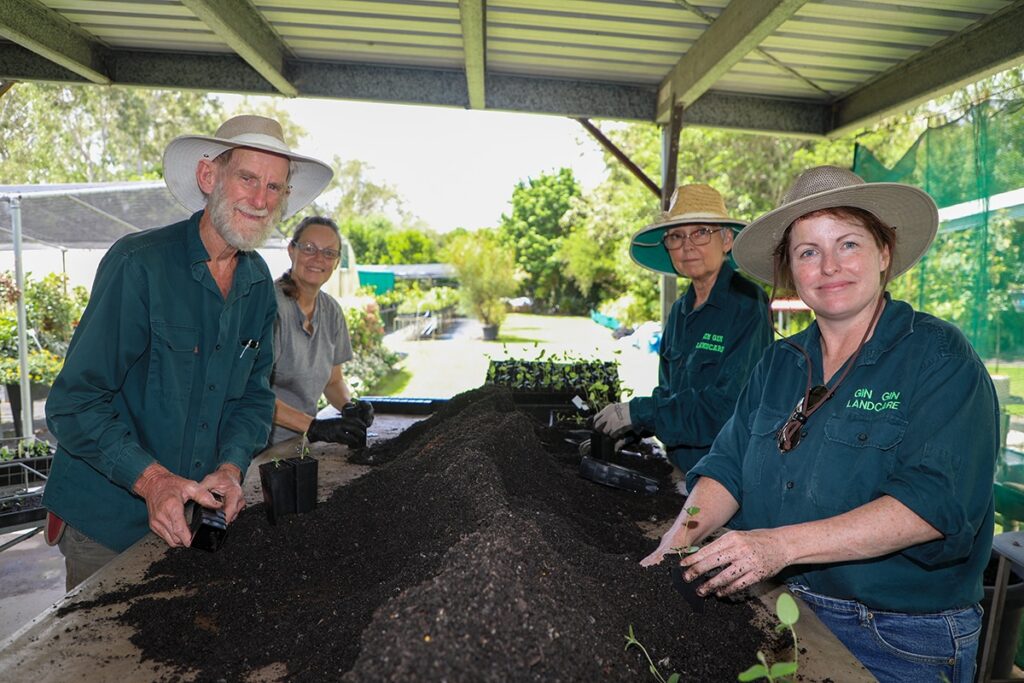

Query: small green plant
[624,624,680,683]
[669,506,702,556]
[297,434,311,459]
[737,593,800,682]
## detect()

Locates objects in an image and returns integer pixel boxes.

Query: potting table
[980,531,1024,683]
[0,413,873,682]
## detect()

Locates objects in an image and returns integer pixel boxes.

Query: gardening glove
[307,416,367,448]
[593,401,633,438]
[341,399,375,428]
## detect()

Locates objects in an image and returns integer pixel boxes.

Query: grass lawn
[988,364,1024,415]
[370,313,659,401]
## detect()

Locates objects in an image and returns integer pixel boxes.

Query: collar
[187,210,267,295]
[683,260,736,311]
[781,293,915,370]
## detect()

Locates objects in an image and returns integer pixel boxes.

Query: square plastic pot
[287,456,319,514]
[259,460,296,525]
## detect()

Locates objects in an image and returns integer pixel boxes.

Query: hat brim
[732,183,938,284]
[629,216,746,276]
[163,135,333,219]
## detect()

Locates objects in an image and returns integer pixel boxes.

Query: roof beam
[829,1,1024,137]
[180,0,297,97]
[684,91,828,138]
[0,0,109,84]
[657,0,809,121]
[458,0,485,110]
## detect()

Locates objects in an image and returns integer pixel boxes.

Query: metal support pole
[11,196,33,439]
[658,104,684,324]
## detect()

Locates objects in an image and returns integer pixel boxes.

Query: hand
[593,401,633,438]
[680,529,790,597]
[133,463,221,548]
[640,507,698,567]
[341,399,374,428]
[197,463,245,524]
[307,416,367,447]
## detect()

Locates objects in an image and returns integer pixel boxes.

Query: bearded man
[43,116,333,589]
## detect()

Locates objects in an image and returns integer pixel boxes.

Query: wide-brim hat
[163,115,333,219]
[732,165,938,284]
[629,184,747,276]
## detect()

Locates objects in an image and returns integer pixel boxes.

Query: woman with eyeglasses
[642,167,998,683]
[268,216,372,448]
[591,184,771,476]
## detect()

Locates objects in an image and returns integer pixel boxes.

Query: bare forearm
[685,477,740,544]
[323,378,351,411]
[272,398,314,434]
[778,495,942,566]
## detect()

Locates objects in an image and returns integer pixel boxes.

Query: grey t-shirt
[268,281,353,445]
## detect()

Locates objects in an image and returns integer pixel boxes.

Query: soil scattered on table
[61,386,788,681]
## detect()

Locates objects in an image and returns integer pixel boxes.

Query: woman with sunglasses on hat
[268,216,373,449]
[641,166,998,682]
[592,184,772,476]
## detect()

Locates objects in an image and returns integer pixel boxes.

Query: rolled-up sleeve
[878,354,998,566]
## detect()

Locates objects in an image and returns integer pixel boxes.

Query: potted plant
[444,231,516,341]
[286,436,318,514]
[258,458,296,525]
[0,436,53,528]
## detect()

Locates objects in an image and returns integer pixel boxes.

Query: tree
[498,167,583,312]
[0,83,223,183]
[445,230,516,330]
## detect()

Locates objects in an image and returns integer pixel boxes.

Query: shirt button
[200,422,208,430]
[786,481,794,489]
[857,432,868,442]
[194,460,202,469]
[209,384,216,391]
[215,344,221,351]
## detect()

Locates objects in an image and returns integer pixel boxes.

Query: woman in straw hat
[593,184,771,476]
[268,215,373,448]
[641,166,998,682]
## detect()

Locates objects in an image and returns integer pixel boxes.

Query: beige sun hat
[163,115,333,219]
[732,165,938,284]
[629,184,747,276]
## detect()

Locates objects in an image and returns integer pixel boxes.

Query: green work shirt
[689,295,998,613]
[629,262,771,471]
[43,211,277,552]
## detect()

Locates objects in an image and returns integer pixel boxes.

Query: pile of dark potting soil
[62,386,785,682]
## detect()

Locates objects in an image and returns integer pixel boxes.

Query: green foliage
[0,437,53,462]
[624,625,680,683]
[485,352,622,409]
[342,299,400,393]
[0,82,223,183]
[445,231,517,328]
[737,593,800,682]
[0,271,89,385]
[395,286,459,315]
[498,168,584,312]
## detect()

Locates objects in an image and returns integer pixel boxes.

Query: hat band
[224,132,291,154]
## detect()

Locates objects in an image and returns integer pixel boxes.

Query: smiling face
[663,223,732,284]
[288,222,342,291]
[201,147,291,251]
[787,211,891,324]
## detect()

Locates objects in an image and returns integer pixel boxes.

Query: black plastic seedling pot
[589,430,616,460]
[188,497,228,552]
[259,459,296,525]
[287,456,319,514]
[670,564,723,615]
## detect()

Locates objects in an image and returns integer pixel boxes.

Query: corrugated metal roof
[0,0,1021,137]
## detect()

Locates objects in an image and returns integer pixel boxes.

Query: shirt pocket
[809,412,906,515]
[226,337,260,399]
[742,407,788,491]
[149,322,198,399]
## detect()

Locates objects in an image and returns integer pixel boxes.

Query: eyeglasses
[661,228,722,249]
[776,384,831,453]
[291,240,340,261]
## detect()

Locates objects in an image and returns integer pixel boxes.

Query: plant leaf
[769,661,798,678]
[667,674,680,683]
[737,664,769,681]
[776,593,799,626]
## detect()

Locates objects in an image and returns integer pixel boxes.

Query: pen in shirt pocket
[239,338,260,359]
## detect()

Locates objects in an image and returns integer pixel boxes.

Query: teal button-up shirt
[44,212,277,552]
[689,295,998,613]
[629,262,771,471]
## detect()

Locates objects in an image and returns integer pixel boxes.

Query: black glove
[341,399,374,428]
[306,416,367,448]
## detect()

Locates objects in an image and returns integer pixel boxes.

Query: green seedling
[669,506,702,556]
[624,624,681,683]
[297,434,311,459]
[737,593,800,682]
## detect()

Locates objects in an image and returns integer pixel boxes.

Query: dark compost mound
[62,386,782,681]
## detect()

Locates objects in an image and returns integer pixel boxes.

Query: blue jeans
[788,584,982,683]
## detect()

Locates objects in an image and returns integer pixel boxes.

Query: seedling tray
[578,455,659,495]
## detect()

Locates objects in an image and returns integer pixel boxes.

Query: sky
[220,95,612,232]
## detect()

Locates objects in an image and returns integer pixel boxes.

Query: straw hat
[629,184,746,276]
[732,165,938,284]
[163,115,333,219]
